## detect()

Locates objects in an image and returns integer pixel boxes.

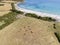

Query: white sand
[15,4,60,22]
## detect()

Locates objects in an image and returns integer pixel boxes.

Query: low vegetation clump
[11,10,24,14]
[0,4,4,6]
[39,16,56,21]
[0,21,5,26]
[25,13,56,22]
[0,12,19,30]
[53,23,60,43]
[53,24,56,29]
[54,32,60,42]
[25,13,38,18]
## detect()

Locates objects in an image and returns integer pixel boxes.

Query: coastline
[15,4,60,22]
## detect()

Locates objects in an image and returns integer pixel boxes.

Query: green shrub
[39,17,56,21]
[14,10,24,14]
[53,24,56,29]
[42,17,49,21]
[54,32,60,42]
[25,13,56,22]
[25,13,38,18]
[0,12,19,30]
[38,16,42,19]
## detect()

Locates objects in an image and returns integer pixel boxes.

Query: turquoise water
[18,0,60,15]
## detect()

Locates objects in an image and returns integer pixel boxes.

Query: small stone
[25,30,28,31]
[20,29,22,30]
[24,27,26,28]
[29,28,31,30]
[28,26,30,27]
[31,31,33,33]
[24,33,26,35]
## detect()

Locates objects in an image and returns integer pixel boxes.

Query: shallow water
[18,0,60,15]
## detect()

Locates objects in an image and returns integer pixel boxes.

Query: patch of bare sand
[0,17,59,45]
[0,11,10,16]
[0,3,11,16]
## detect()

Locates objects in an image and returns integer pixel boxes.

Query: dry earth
[0,17,59,45]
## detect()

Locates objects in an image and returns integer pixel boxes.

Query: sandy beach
[15,4,60,22]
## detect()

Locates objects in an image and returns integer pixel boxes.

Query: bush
[38,16,42,19]
[54,32,60,42]
[14,10,24,14]
[0,12,19,30]
[25,13,38,18]
[53,24,56,29]
[25,13,56,22]
[38,17,56,21]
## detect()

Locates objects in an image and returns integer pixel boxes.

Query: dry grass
[0,17,59,45]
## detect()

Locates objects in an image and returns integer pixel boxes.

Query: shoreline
[15,4,60,22]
